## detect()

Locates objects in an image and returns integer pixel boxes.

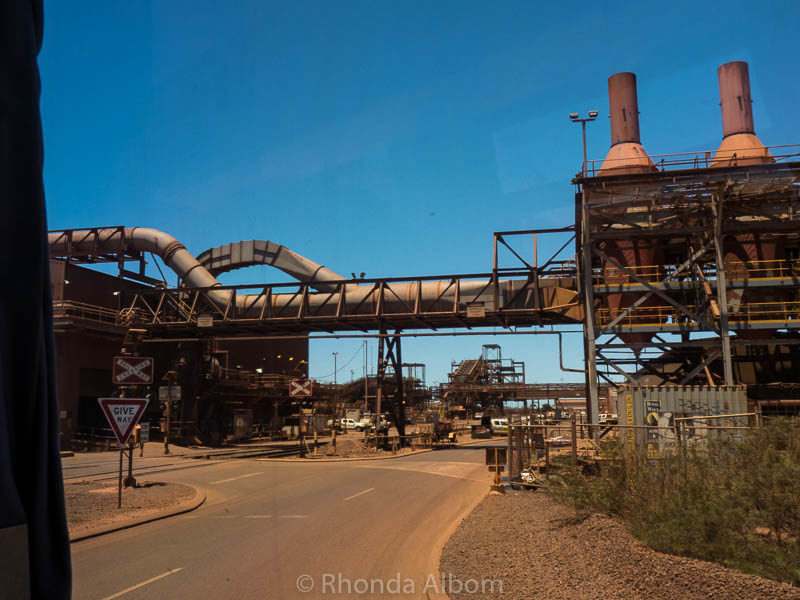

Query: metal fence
[507,413,773,482]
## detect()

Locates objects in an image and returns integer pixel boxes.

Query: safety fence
[582,143,800,176]
[508,413,768,482]
[595,301,800,330]
[593,258,800,287]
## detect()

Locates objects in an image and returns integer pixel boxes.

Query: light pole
[363,341,368,414]
[332,352,339,419]
[569,110,599,176]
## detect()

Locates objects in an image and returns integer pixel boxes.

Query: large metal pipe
[598,72,656,175]
[712,61,773,167]
[47,227,342,291]
[718,61,754,138]
[608,72,641,145]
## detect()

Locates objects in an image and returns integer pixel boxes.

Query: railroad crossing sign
[289,379,313,397]
[112,356,154,385]
[98,397,149,445]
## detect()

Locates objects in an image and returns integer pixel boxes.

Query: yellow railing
[594,258,800,286]
[724,259,800,281]
[596,300,800,328]
[727,301,800,325]
[595,304,700,328]
[52,300,120,325]
[594,264,663,285]
[53,300,150,328]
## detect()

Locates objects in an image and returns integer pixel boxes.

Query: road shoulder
[440,490,800,599]
[68,482,206,543]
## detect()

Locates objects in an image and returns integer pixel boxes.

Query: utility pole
[332,352,339,416]
[332,352,338,386]
[376,334,385,429]
[363,340,368,414]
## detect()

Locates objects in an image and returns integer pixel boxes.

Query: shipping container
[615,386,749,453]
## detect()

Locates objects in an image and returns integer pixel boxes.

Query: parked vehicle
[338,418,373,432]
[470,423,492,439]
[490,418,508,435]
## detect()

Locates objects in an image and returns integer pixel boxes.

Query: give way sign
[112,356,154,385]
[98,398,149,445]
[289,379,313,397]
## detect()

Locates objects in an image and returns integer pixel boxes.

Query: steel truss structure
[577,155,800,423]
[48,226,167,287]
[116,250,582,337]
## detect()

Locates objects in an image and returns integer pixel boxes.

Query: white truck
[339,418,373,432]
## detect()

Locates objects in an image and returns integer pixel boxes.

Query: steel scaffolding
[576,152,800,424]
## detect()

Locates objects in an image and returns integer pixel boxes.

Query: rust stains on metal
[712,61,774,167]
[599,72,656,175]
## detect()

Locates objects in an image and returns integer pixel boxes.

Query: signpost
[159,385,180,454]
[485,447,507,495]
[98,397,149,508]
[112,356,154,385]
[289,379,313,397]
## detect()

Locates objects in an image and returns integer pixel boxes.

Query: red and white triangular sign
[98,398,149,445]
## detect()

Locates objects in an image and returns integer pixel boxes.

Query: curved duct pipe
[48,227,577,321]
[47,227,342,292]
[196,240,345,292]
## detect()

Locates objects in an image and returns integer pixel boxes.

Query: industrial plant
[50,60,800,450]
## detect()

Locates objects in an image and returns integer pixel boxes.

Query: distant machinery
[441,344,607,415]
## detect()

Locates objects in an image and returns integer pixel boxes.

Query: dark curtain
[0,1,72,598]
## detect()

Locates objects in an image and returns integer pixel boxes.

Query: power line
[313,345,362,381]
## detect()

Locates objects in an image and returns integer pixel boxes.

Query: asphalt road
[70,445,497,600]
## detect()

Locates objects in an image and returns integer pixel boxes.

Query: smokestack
[609,72,641,145]
[712,61,773,166]
[598,72,656,175]
[719,61,754,137]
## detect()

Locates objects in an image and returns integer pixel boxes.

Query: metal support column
[712,193,735,385]
[580,188,600,425]
[375,330,385,428]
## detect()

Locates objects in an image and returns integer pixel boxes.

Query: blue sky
[40,1,800,385]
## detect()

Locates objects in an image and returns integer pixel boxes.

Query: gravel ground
[65,480,196,534]
[440,490,800,599]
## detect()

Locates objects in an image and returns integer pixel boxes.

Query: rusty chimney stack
[609,72,641,145]
[599,72,656,175]
[718,61,754,137]
[712,61,773,166]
